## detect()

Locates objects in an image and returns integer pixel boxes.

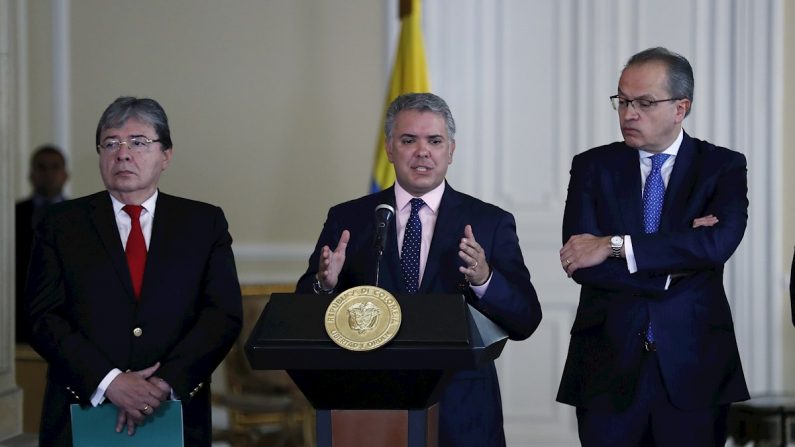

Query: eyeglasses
[98,137,161,153]
[610,95,683,112]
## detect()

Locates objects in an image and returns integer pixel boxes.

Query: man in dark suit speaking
[296,92,542,446]
[26,97,242,446]
[557,47,749,446]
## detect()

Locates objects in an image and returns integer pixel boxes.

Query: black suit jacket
[297,183,542,447]
[26,191,243,446]
[16,198,35,343]
[557,132,749,411]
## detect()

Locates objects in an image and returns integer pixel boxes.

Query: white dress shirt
[394,181,491,297]
[624,129,683,285]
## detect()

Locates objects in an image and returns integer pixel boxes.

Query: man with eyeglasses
[556,47,749,445]
[26,96,242,446]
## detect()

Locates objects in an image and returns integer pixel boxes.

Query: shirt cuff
[469,270,493,299]
[90,368,122,407]
[625,236,671,289]
[624,235,638,274]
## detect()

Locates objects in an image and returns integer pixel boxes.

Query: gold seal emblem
[324,285,402,351]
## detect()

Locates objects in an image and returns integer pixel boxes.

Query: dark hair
[385,93,456,141]
[30,144,66,168]
[95,97,173,151]
[625,47,694,117]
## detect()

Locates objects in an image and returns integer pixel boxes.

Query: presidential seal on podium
[324,285,402,351]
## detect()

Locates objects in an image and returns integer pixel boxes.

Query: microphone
[374,204,395,255]
[373,204,395,288]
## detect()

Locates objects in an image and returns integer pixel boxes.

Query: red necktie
[123,205,147,299]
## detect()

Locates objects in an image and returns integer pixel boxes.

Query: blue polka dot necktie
[643,153,670,344]
[401,198,424,294]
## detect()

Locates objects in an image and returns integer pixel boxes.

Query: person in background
[26,96,242,446]
[16,145,68,344]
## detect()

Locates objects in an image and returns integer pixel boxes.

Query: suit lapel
[140,192,170,300]
[614,146,644,232]
[376,187,406,293]
[89,192,136,300]
[382,213,405,293]
[659,132,698,232]
[419,184,462,293]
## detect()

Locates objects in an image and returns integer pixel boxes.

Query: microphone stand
[374,232,385,287]
[373,203,394,288]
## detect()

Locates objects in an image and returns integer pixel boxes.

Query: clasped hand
[104,361,172,436]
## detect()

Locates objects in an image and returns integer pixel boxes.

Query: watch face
[611,236,623,247]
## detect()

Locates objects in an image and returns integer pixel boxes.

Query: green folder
[71,400,184,447]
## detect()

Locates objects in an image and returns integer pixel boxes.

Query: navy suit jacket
[556,132,750,411]
[26,191,243,446]
[297,183,542,447]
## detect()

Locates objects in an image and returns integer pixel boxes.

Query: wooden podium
[245,293,507,447]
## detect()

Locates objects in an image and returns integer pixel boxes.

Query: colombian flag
[371,0,430,192]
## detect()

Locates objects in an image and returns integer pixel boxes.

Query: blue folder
[71,400,184,447]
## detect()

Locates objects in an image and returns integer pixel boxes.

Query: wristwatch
[610,235,624,258]
[312,276,334,294]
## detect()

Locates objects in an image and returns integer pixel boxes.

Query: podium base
[316,405,439,447]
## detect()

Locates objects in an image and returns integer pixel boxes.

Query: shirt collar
[639,128,684,159]
[110,189,159,217]
[394,181,445,214]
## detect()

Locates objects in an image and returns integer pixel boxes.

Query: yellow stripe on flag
[371,0,430,192]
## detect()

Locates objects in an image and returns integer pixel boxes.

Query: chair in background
[213,284,315,447]
[727,394,795,447]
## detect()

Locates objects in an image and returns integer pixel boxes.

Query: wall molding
[233,242,314,262]
[1,0,24,439]
[52,0,70,172]
[0,0,16,376]
[14,0,26,194]
[232,242,314,285]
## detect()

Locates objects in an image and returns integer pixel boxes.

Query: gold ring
[471,261,478,270]
[564,259,571,266]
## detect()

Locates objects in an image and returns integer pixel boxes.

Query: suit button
[133,327,143,337]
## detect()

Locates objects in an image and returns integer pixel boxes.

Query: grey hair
[95,96,173,151]
[625,47,694,117]
[385,93,456,141]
